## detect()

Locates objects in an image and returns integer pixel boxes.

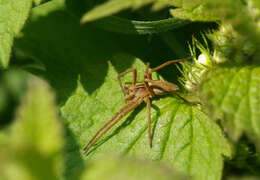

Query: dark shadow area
[15,9,121,104]
[109,21,218,87]
[63,126,86,180]
[15,6,170,105]
[0,96,18,128]
[15,2,219,106]
[65,0,107,17]
[151,22,218,85]
[223,135,260,180]
[0,68,28,128]
[66,0,219,87]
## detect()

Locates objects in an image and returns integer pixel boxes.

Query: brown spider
[84,57,192,154]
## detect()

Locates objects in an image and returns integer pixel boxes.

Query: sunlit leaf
[0,0,32,68]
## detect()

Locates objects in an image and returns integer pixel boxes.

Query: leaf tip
[0,56,9,69]
[80,14,94,24]
[80,15,88,24]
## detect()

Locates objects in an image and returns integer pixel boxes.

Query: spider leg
[118,68,137,95]
[146,57,192,81]
[84,98,143,154]
[144,62,155,97]
[84,101,134,153]
[150,57,192,73]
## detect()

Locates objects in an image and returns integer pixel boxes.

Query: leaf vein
[219,68,242,110]
[187,107,193,172]
[159,102,180,160]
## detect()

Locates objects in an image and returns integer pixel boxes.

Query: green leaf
[169,0,260,48]
[168,0,246,22]
[0,78,64,180]
[170,6,221,22]
[199,66,260,150]
[169,0,238,22]
[14,0,185,103]
[81,157,188,180]
[0,0,32,68]
[81,0,152,23]
[80,0,175,23]
[34,0,42,6]
[60,54,231,180]
[14,1,231,179]
[89,16,190,35]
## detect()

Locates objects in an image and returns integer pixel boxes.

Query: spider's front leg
[143,62,155,97]
[145,57,193,104]
[118,68,137,94]
[144,57,192,83]
[150,57,192,74]
[118,68,137,103]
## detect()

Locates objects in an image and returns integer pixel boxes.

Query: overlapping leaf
[0,78,64,180]
[0,0,32,68]
[199,66,260,150]
[81,157,188,180]
[80,0,175,24]
[169,0,260,48]
[79,0,190,35]
[169,0,237,22]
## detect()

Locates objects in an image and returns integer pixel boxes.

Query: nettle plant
[0,0,260,180]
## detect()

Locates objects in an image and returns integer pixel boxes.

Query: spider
[84,57,192,154]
